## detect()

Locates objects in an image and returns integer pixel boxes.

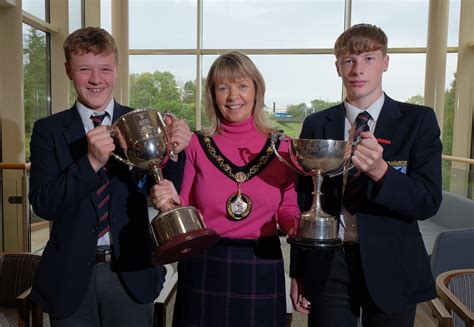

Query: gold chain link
[202,136,274,183]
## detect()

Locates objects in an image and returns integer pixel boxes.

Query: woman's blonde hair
[203,51,273,136]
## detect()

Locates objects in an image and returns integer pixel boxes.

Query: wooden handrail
[442,155,474,165]
[0,162,31,170]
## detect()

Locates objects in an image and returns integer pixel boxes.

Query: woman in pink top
[150,51,299,327]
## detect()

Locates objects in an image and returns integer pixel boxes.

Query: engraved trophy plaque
[271,131,352,247]
[110,109,219,264]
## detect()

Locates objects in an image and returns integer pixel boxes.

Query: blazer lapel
[322,104,345,140]
[374,95,402,157]
[63,106,88,161]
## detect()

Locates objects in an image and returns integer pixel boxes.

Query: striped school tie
[90,113,110,238]
[343,111,371,214]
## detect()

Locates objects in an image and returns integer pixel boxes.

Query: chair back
[0,253,41,307]
[446,272,474,327]
[430,228,474,278]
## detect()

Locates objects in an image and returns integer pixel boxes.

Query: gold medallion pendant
[226,183,252,220]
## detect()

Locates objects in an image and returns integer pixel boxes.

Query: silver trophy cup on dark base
[110,109,219,264]
[271,131,352,248]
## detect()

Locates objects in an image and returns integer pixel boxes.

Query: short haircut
[203,51,273,136]
[63,27,118,62]
[334,23,388,59]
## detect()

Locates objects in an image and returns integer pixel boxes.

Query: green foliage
[286,98,339,119]
[406,95,424,105]
[442,75,456,156]
[129,71,196,128]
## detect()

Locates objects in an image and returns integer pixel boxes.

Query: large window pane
[22,0,48,22]
[129,55,197,128]
[352,0,429,48]
[23,24,51,253]
[202,54,342,138]
[129,0,196,49]
[448,0,461,47]
[69,0,83,33]
[23,24,51,161]
[203,0,345,49]
[442,53,458,191]
[383,53,425,103]
[101,0,112,33]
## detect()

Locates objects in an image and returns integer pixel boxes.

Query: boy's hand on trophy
[150,180,181,211]
[87,126,115,172]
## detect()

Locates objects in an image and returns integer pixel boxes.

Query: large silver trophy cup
[110,109,219,264]
[271,131,352,248]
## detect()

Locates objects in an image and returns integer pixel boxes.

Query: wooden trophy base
[152,228,220,265]
[287,235,343,249]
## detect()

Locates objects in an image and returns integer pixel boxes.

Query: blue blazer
[29,102,180,318]
[292,95,442,313]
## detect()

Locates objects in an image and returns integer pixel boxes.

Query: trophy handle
[107,126,135,170]
[271,131,303,174]
[161,111,178,160]
[326,137,363,177]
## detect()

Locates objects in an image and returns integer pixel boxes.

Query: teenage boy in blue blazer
[29,27,191,327]
[290,23,442,327]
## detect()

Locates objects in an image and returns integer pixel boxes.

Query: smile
[227,104,244,110]
[89,88,104,93]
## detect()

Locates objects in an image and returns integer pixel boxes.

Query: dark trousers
[308,247,416,327]
[50,262,153,327]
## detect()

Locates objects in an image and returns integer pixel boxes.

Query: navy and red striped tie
[343,111,371,214]
[90,113,110,238]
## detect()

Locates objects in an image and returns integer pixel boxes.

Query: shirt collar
[344,94,384,125]
[76,99,115,131]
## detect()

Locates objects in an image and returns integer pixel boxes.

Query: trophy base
[152,228,220,265]
[287,235,343,248]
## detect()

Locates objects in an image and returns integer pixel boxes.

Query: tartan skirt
[172,237,287,327]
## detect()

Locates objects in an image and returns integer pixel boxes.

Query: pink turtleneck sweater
[180,117,300,239]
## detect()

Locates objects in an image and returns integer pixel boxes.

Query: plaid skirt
[172,237,286,327]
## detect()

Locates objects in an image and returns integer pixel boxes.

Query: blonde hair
[64,27,118,62]
[203,51,273,136]
[334,23,388,59]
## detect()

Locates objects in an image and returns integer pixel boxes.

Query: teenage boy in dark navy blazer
[290,23,442,327]
[29,27,191,327]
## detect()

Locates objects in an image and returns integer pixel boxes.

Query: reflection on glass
[352,0,428,47]
[129,55,197,128]
[69,0,83,33]
[22,0,47,21]
[129,0,196,49]
[202,54,342,138]
[203,0,344,49]
[443,163,474,200]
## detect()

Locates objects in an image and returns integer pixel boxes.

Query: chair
[427,228,474,327]
[431,269,474,327]
[430,228,474,278]
[0,252,47,327]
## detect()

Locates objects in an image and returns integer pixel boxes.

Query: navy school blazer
[28,102,184,318]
